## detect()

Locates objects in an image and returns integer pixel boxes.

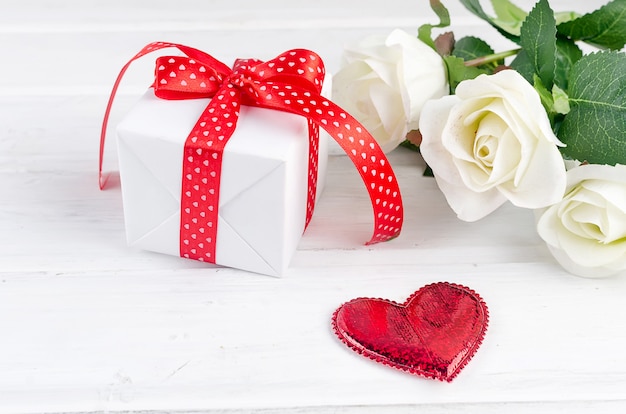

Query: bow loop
[248,49,325,95]
[153,56,226,100]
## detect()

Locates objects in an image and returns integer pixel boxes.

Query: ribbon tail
[319,102,404,245]
[252,86,404,244]
[99,58,132,189]
[304,118,320,230]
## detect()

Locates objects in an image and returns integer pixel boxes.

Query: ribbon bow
[100,41,404,263]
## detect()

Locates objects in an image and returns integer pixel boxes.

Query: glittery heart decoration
[332,282,489,382]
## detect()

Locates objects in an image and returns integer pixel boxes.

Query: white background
[1,1,625,413]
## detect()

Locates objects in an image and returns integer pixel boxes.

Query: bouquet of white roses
[333,0,626,277]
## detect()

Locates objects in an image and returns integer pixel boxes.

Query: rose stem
[464,48,521,67]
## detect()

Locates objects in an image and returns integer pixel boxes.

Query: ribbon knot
[100,41,404,267]
[228,72,250,88]
[226,69,264,103]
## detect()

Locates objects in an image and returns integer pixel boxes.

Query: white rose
[419,70,567,221]
[536,164,626,278]
[332,29,448,153]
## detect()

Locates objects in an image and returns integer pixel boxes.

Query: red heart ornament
[332,282,489,382]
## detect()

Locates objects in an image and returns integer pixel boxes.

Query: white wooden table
[2,1,625,413]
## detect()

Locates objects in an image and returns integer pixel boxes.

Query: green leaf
[443,55,489,93]
[520,0,557,89]
[532,74,571,127]
[558,51,626,165]
[510,49,535,84]
[452,36,497,69]
[557,0,626,50]
[554,11,580,26]
[418,0,451,49]
[553,38,583,90]
[552,84,570,115]
[491,0,528,36]
[533,74,555,119]
[400,139,420,152]
[458,0,521,42]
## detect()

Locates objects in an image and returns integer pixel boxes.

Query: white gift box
[116,88,328,276]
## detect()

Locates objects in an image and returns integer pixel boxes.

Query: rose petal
[420,95,506,221]
[545,243,625,278]
[333,29,448,153]
[536,164,626,276]
[500,137,566,208]
[386,29,448,130]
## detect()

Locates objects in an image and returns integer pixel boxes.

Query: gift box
[116,87,328,277]
[100,42,404,277]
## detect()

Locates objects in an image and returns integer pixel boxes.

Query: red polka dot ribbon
[100,42,404,263]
